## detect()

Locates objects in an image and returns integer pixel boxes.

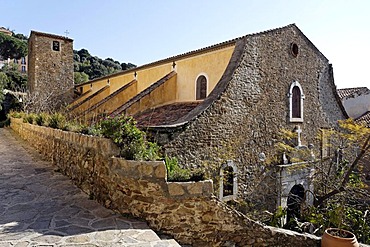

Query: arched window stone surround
[219,160,238,201]
[288,81,305,122]
[195,73,208,100]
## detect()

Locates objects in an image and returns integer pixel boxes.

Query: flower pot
[321,228,359,247]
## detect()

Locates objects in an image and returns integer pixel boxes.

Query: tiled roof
[0,27,12,36]
[337,87,369,100]
[355,111,370,127]
[133,102,201,127]
[77,24,315,87]
[30,30,73,42]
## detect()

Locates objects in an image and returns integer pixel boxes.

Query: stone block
[186,182,203,195]
[138,163,154,177]
[167,183,185,196]
[154,162,166,179]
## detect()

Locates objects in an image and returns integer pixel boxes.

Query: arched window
[292,86,301,118]
[196,75,207,100]
[219,160,238,201]
[288,81,305,122]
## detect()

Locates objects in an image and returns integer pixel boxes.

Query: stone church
[70,24,347,217]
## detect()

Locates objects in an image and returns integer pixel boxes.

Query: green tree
[0,33,27,59]
[0,72,7,110]
[0,63,27,90]
[272,119,370,242]
[313,119,370,206]
[77,48,90,60]
[12,33,28,41]
[73,48,136,81]
[74,72,89,84]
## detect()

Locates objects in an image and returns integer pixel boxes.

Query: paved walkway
[0,128,180,247]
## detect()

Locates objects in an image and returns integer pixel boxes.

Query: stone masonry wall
[164,25,347,213]
[28,31,74,110]
[10,117,321,246]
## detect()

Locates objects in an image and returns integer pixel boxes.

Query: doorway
[286,184,305,222]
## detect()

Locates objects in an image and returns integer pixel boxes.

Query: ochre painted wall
[84,81,138,121]
[175,46,235,101]
[72,44,235,114]
[126,74,177,116]
[72,86,110,114]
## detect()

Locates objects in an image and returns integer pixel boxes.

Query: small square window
[52,41,60,51]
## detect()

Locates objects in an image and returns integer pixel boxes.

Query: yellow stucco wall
[84,80,138,121]
[72,43,235,116]
[175,46,235,101]
[126,74,177,116]
[71,86,110,114]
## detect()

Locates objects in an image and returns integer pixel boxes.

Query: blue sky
[1,0,369,89]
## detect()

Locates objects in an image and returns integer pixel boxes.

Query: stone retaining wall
[10,117,321,246]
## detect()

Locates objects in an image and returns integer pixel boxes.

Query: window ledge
[290,118,303,123]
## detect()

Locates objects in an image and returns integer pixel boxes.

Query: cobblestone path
[0,128,180,247]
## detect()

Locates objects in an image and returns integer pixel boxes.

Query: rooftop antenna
[64,30,69,38]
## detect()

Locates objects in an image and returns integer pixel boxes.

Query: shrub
[23,113,36,124]
[35,112,50,126]
[0,118,10,128]
[80,124,101,136]
[9,111,24,118]
[164,156,205,182]
[98,115,161,161]
[164,155,190,181]
[142,141,162,161]
[49,112,67,129]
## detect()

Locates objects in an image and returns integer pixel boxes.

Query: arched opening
[223,166,234,197]
[287,184,305,222]
[196,75,207,100]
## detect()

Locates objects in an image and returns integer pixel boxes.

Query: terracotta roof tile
[337,87,369,99]
[133,102,201,127]
[355,111,370,127]
[30,30,73,42]
[76,24,304,87]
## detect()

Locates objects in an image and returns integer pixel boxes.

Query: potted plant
[321,228,359,247]
[321,204,359,247]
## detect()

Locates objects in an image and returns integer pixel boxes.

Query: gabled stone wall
[10,118,321,246]
[163,25,347,213]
